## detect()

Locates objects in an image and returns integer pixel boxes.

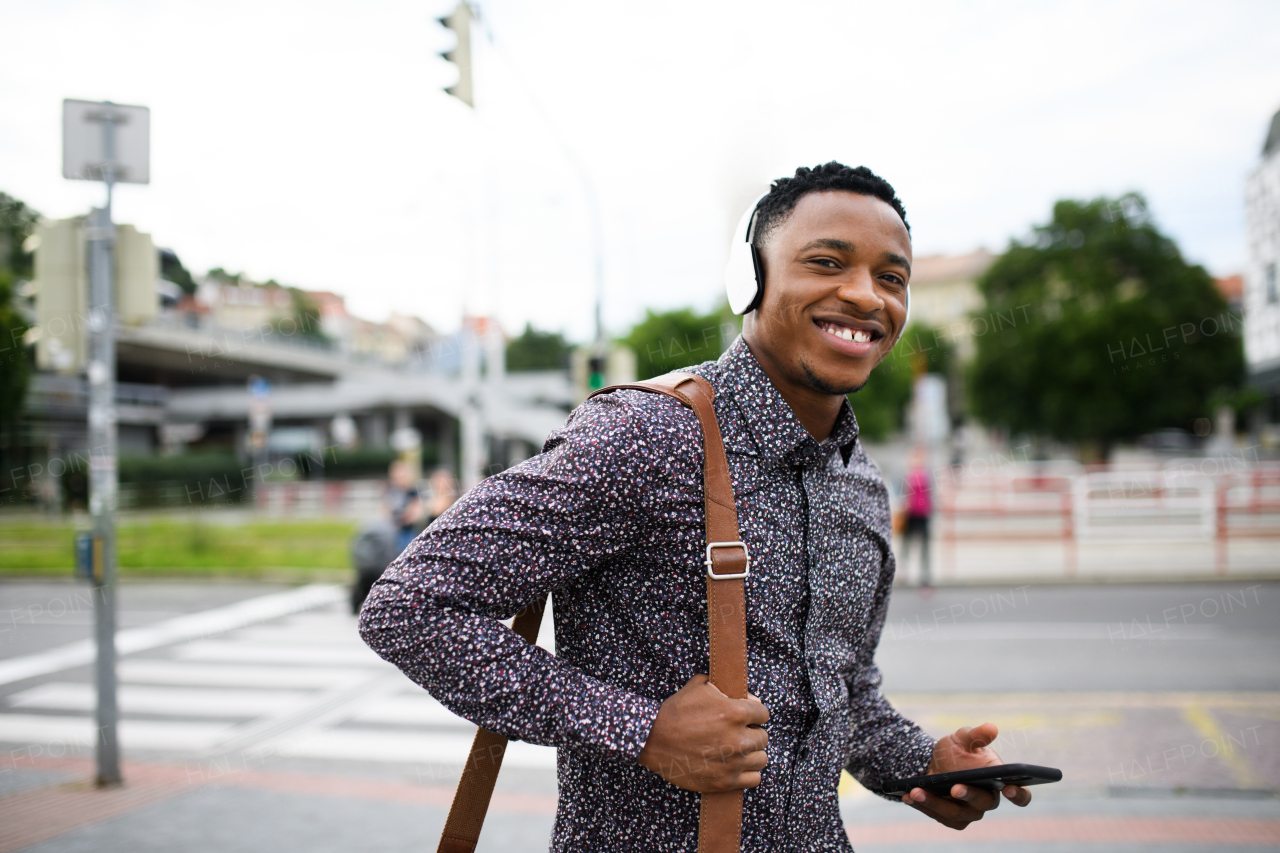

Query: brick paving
[0,760,198,853]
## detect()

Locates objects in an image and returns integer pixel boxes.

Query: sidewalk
[0,755,554,853]
[5,755,1279,852]
[892,535,1280,585]
[842,784,1280,852]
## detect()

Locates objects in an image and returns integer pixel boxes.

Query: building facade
[1245,107,1280,421]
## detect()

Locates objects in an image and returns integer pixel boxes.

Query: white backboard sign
[62,99,150,184]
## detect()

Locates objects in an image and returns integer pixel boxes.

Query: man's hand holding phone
[903,722,1033,830]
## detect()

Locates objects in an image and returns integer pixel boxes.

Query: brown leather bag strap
[588,372,747,853]
[436,371,747,853]
[437,599,546,853]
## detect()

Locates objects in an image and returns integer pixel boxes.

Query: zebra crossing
[0,585,557,770]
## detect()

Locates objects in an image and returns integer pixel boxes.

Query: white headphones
[723,193,911,342]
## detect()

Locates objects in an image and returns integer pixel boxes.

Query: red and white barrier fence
[936,460,1280,577]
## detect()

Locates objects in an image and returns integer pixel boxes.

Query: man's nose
[835,268,885,312]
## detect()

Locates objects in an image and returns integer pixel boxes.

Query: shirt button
[806,653,817,669]
[798,744,810,760]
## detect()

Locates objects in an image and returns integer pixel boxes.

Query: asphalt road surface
[0,578,1277,853]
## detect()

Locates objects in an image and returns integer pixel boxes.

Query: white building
[1245,106,1280,420]
[904,249,995,360]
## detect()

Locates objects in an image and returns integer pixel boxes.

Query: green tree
[621,304,738,380]
[0,192,37,428]
[283,287,330,345]
[207,267,241,283]
[0,193,39,279]
[968,193,1244,456]
[506,323,571,371]
[159,248,198,295]
[0,268,29,424]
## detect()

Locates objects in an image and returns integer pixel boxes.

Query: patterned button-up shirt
[359,337,935,852]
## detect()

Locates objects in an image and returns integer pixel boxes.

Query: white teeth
[820,322,871,344]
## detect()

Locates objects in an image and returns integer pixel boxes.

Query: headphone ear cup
[724,240,761,315]
[724,192,770,315]
[746,245,765,312]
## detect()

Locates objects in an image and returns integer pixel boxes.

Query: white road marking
[0,584,345,685]
[0,713,232,751]
[171,640,387,667]
[231,626,367,646]
[119,660,376,689]
[273,728,558,769]
[881,621,1225,642]
[346,694,473,727]
[8,682,313,717]
[0,587,562,768]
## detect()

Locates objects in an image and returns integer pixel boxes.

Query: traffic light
[437,2,474,107]
[588,355,606,392]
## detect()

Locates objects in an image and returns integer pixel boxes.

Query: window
[1268,263,1278,304]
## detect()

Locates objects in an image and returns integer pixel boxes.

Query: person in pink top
[901,446,933,587]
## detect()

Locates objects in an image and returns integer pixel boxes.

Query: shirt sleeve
[358,392,665,764]
[844,550,936,797]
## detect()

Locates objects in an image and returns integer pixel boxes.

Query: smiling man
[360,162,1031,852]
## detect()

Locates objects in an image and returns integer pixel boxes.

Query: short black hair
[752,161,909,248]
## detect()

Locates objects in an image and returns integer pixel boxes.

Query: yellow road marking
[1181,704,1262,788]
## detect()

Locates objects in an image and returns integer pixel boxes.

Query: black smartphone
[882,763,1062,797]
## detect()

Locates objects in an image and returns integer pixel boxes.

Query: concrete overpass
[25,318,579,475]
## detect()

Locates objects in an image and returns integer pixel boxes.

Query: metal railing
[936,460,1280,578]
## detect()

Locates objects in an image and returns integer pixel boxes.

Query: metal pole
[460,325,485,491]
[88,110,121,786]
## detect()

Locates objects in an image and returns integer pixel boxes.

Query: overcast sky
[3,0,1278,341]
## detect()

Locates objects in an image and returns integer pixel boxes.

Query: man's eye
[811,258,839,269]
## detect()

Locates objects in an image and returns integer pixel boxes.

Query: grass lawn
[0,519,359,579]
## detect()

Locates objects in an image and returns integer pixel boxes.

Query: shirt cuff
[563,680,663,764]
[847,724,937,801]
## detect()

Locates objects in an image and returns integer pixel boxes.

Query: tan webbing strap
[436,372,747,853]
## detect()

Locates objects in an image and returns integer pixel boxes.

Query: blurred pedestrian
[387,459,426,553]
[350,465,455,615]
[900,446,934,587]
[424,467,458,526]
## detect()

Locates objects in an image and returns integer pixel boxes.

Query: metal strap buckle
[705,541,750,580]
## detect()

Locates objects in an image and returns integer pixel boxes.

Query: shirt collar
[716,337,861,467]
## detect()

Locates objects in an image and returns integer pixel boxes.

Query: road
[1,579,1277,852]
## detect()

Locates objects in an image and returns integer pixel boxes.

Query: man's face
[745,190,911,396]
